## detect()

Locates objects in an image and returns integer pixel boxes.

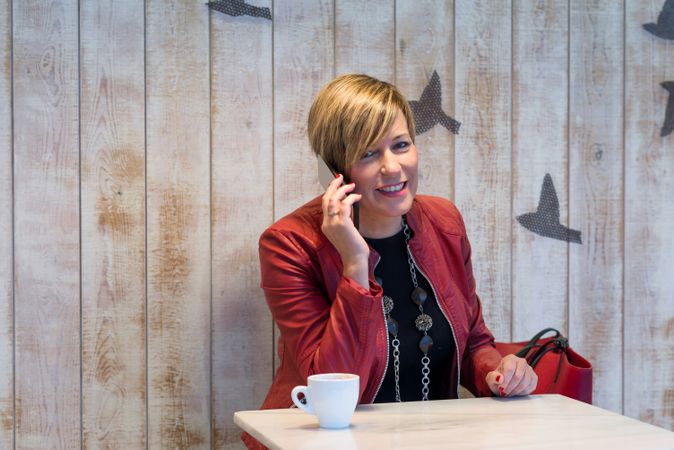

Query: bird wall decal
[409,71,461,135]
[207,0,272,20]
[643,0,674,40]
[517,174,582,244]
[660,81,674,137]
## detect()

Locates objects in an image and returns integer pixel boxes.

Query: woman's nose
[380,149,401,175]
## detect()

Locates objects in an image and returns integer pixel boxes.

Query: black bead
[411,287,428,306]
[419,335,433,353]
[387,317,398,336]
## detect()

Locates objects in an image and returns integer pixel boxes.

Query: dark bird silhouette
[661,81,674,137]
[207,0,272,20]
[517,174,582,244]
[409,71,461,135]
[643,0,674,40]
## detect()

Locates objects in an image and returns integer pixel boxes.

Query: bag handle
[516,328,569,383]
[514,327,561,359]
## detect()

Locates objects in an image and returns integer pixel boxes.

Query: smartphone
[317,156,359,230]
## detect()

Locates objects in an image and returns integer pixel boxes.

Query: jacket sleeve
[259,228,384,401]
[456,222,502,397]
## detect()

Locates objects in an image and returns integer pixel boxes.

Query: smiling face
[348,110,418,238]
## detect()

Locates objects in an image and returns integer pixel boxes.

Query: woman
[244,73,536,448]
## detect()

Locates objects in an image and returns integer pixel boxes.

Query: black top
[366,227,455,402]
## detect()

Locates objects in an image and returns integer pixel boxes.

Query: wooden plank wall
[0,1,672,448]
[80,0,146,447]
[210,0,273,446]
[13,1,81,448]
[569,0,625,414]
[455,0,512,340]
[146,0,211,447]
[625,0,674,431]
[0,0,12,448]
[336,0,394,81]
[512,0,569,341]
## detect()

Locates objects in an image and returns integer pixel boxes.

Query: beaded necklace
[381,217,433,401]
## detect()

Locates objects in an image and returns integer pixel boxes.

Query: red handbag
[495,328,593,404]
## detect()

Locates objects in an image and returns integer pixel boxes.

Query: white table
[234,394,674,449]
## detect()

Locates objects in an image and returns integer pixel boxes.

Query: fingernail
[499,386,504,393]
[495,375,501,383]
[335,173,341,178]
[500,391,505,397]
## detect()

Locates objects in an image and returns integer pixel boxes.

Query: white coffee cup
[291,373,359,429]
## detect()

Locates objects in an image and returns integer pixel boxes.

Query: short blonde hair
[307,74,415,175]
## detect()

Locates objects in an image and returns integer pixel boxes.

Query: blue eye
[394,141,410,150]
[361,150,376,159]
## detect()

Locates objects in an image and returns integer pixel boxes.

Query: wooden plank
[454,0,512,340]
[568,0,623,413]
[12,0,81,448]
[273,0,334,219]
[146,0,211,448]
[335,0,394,82]
[80,0,146,447]
[396,0,455,201]
[210,2,274,447]
[0,0,12,447]
[624,0,674,430]
[511,0,569,341]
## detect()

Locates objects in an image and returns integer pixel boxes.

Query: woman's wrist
[342,257,369,289]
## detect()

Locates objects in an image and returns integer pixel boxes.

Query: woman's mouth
[376,181,407,197]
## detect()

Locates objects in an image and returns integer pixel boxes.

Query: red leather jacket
[243,195,501,448]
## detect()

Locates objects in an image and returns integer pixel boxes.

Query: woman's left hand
[485,354,538,397]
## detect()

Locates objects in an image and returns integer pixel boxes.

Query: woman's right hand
[321,174,370,288]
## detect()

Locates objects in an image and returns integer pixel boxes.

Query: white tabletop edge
[234,395,674,450]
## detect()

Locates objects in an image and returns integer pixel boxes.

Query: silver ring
[327,210,339,217]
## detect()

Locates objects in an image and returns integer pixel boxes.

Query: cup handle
[291,385,313,415]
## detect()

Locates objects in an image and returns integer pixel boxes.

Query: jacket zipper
[406,244,462,397]
[370,255,391,403]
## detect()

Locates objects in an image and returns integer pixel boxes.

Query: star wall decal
[207,0,272,20]
[517,174,582,244]
[643,0,674,40]
[409,71,461,135]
